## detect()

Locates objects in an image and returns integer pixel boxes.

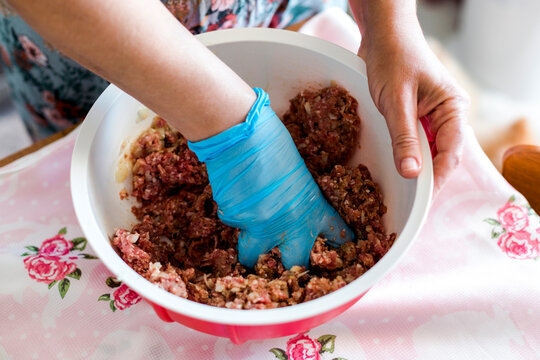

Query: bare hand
[359,24,469,194]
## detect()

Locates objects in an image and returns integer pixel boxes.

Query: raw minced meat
[111,85,396,309]
[282,85,360,175]
[148,261,189,298]
[317,164,396,253]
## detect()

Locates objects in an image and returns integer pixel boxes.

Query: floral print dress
[0,0,346,140]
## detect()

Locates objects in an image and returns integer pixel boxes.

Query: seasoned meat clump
[283,85,360,174]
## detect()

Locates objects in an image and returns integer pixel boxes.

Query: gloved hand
[188,88,354,269]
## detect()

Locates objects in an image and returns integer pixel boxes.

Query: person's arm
[8,0,354,268]
[8,0,256,141]
[349,0,469,193]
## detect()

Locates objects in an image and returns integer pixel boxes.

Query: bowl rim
[71,28,433,326]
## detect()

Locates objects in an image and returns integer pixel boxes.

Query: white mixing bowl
[71,28,433,343]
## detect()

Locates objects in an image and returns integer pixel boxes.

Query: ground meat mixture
[112,85,396,309]
[282,85,360,175]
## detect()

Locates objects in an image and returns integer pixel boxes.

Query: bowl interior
[71,28,432,325]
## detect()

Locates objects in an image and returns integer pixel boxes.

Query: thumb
[382,91,423,178]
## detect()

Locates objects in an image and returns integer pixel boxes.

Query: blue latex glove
[188,88,354,269]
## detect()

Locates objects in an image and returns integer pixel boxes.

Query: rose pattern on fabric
[43,107,72,128]
[42,90,55,105]
[270,332,347,360]
[497,231,539,260]
[207,13,238,31]
[219,13,237,29]
[98,276,142,312]
[484,195,540,260]
[24,255,76,283]
[39,234,73,257]
[287,333,322,360]
[13,48,32,70]
[0,27,109,140]
[210,0,235,12]
[18,35,47,66]
[21,227,98,298]
[113,284,142,310]
[497,202,529,233]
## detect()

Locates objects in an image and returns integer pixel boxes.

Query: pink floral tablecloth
[2,9,540,360]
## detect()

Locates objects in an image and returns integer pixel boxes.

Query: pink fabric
[1,9,540,359]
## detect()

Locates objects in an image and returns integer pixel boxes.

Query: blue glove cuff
[187,88,269,162]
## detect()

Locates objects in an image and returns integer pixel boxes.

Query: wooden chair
[502,145,540,214]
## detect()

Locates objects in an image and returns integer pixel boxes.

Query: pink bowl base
[146,291,368,344]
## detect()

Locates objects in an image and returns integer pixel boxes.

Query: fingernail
[400,157,419,174]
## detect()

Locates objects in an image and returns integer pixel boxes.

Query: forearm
[8,0,255,141]
[349,0,421,58]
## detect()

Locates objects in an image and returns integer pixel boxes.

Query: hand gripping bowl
[71,28,433,344]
